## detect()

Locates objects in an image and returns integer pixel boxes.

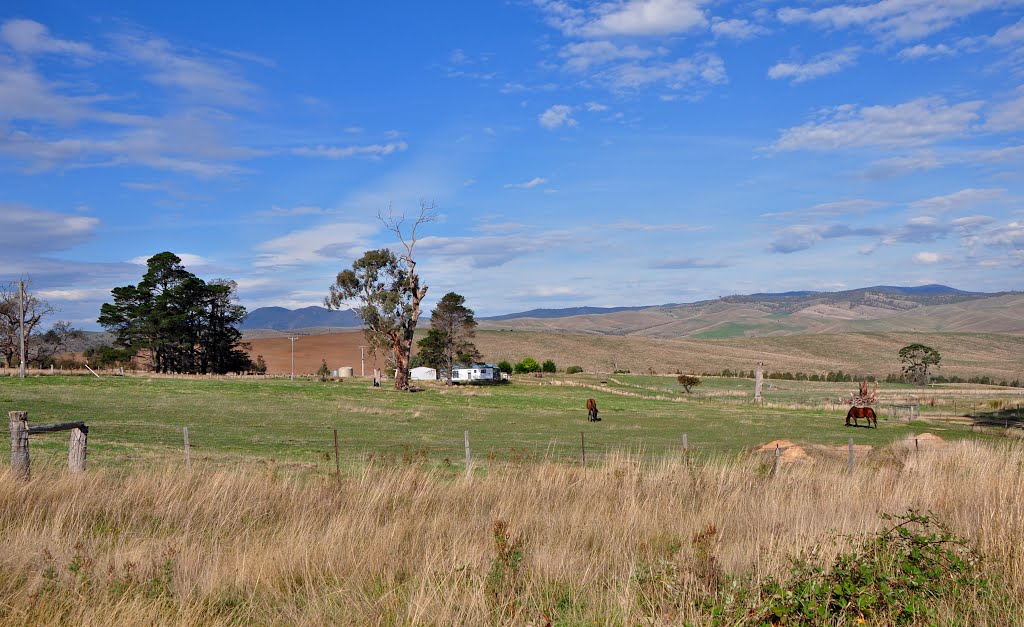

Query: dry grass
[1,440,1022,625]
[476,330,1024,382]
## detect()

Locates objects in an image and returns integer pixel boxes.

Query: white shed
[410,366,437,381]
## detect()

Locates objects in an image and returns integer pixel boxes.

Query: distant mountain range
[241,285,1023,337]
[240,306,362,330]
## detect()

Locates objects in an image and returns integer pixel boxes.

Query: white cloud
[710,18,766,40]
[768,48,860,83]
[593,53,726,91]
[913,251,944,263]
[910,188,1008,213]
[36,288,114,301]
[0,19,97,58]
[860,152,943,179]
[988,17,1024,46]
[897,43,956,59]
[0,203,98,254]
[772,96,983,151]
[291,141,408,159]
[762,199,889,219]
[539,105,577,129]
[586,101,609,111]
[571,0,709,38]
[113,32,259,108]
[254,222,377,267]
[986,87,1024,132]
[777,0,1018,42]
[129,253,211,268]
[559,40,656,72]
[769,223,886,253]
[504,177,548,189]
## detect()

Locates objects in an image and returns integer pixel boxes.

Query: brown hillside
[245,332,384,376]
[472,330,1024,380]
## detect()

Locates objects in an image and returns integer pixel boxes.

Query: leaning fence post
[581,431,586,468]
[183,427,191,468]
[333,428,341,478]
[464,430,471,474]
[774,444,781,476]
[68,426,88,473]
[847,438,854,477]
[9,411,29,480]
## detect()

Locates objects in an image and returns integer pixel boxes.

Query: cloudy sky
[2,1,1023,329]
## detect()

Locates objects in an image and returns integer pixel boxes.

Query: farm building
[410,366,437,381]
[451,363,500,384]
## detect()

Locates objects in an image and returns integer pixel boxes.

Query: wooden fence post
[9,411,29,480]
[580,431,586,468]
[68,427,87,473]
[333,429,341,478]
[183,427,191,468]
[774,444,781,476]
[464,430,470,474]
[847,438,854,477]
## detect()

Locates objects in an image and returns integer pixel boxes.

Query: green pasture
[0,374,1018,473]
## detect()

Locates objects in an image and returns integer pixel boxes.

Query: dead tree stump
[754,362,764,403]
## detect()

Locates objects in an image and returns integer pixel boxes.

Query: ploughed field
[2,374,1020,472]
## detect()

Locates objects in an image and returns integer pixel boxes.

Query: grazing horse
[846,406,877,428]
[586,398,600,422]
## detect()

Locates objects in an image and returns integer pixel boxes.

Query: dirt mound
[903,432,946,450]
[756,439,814,464]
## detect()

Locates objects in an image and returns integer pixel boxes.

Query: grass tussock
[0,441,1022,625]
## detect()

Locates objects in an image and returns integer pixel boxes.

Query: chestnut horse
[586,398,600,422]
[846,406,877,428]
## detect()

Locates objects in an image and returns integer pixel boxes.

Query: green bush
[496,360,513,374]
[565,366,583,374]
[513,357,540,374]
[715,510,989,626]
[541,359,556,373]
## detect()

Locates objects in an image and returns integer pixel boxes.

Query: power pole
[288,336,298,382]
[18,280,26,379]
[359,345,366,377]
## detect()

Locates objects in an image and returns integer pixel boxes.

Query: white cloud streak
[768,48,860,83]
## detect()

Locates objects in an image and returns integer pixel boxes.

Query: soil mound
[756,439,814,464]
[903,432,946,450]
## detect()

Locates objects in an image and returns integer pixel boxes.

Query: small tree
[254,354,267,374]
[496,360,513,375]
[677,374,701,393]
[420,292,479,387]
[898,343,941,386]
[316,359,331,382]
[541,359,556,373]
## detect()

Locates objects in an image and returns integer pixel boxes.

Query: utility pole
[359,345,366,377]
[288,336,298,382]
[18,280,26,379]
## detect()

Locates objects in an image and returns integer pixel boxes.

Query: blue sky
[2,1,1023,329]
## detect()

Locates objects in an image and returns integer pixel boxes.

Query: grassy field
[1,374,1020,473]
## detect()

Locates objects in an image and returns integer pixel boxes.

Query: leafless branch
[377,200,438,263]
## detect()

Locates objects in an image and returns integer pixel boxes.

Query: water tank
[338,366,355,378]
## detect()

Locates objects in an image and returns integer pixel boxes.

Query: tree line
[98,252,253,374]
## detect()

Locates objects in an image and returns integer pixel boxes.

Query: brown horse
[586,398,600,422]
[846,406,877,428]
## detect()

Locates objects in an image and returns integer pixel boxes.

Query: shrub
[254,355,267,375]
[496,360,513,374]
[513,357,540,374]
[677,374,701,393]
[717,510,989,626]
[565,366,583,374]
[316,359,331,382]
[541,359,557,373]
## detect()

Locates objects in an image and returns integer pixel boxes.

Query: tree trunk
[754,362,764,402]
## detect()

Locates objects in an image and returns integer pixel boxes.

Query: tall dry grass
[0,441,1022,625]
